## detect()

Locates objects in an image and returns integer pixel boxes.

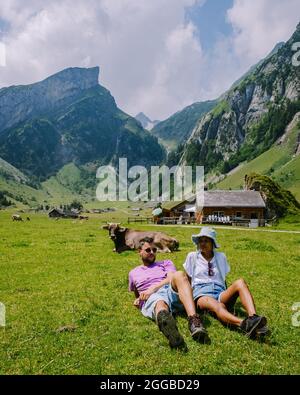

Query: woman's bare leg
[220,279,256,317]
[197,296,242,327]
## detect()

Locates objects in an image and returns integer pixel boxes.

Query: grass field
[0,211,299,375]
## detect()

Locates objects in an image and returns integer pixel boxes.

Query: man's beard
[142,256,156,265]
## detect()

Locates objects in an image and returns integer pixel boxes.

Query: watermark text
[96,158,204,207]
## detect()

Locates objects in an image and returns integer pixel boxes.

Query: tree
[69,200,83,211]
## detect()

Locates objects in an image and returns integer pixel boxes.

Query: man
[128,237,208,350]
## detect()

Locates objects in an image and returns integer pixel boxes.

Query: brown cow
[102,223,179,253]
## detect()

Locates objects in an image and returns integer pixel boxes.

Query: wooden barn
[48,208,65,218]
[169,190,266,227]
[48,208,79,219]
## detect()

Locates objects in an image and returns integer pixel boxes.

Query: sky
[0,0,299,120]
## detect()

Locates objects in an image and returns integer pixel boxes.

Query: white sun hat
[191,227,220,248]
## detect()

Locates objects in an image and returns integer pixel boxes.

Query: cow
[12,214,23,222]
[102,223,179,253]
[79,215,89,220]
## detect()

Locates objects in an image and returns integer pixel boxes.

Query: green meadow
[0,211,299,375]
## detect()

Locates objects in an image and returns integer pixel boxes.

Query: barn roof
[203,190,266,208]
[170,190,266,210]
[48,208,64,215]
[48,208,79,217]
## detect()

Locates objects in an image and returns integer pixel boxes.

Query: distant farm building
[48,208,79,219]
[168,190,266,227]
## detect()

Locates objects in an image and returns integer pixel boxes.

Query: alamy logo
[0,42,6,67]
[96,158,204,207]
[0,303,5,327]
[292,42,300,66]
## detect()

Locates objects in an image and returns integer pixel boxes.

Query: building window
[251,212,258,219]
[236,212,242,218]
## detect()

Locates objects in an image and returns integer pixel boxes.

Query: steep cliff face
[0,67,165,179]
[182,23,300,172]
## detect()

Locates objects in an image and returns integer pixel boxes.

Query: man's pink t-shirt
[128,260,177,296]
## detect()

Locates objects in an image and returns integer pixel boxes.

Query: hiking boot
[256,323,270,338]
[188,314,208,343]
[156,310,186,350]
[240,314,267,338]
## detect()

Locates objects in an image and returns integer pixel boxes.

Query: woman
[183,227,269,339]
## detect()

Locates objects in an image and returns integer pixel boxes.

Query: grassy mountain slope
[215,114,300,200]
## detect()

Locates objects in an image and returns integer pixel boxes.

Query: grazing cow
[12,214,23,222]
[102,223,179,253]
[79,215,89,220]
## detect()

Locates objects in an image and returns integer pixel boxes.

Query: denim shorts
[193,282,226,302]
[141,284,184,320]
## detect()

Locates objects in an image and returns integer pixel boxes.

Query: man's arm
[132,286,141,307]
[139,271,175,301]
[129,271,141,307]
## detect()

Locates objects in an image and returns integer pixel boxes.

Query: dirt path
[138,224,300,234]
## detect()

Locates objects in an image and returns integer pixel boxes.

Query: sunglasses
[144,247,157,254]
[208,261,214,277]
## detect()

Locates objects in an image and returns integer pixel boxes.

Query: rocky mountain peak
[41,66,100,92]
[0,66,100,134]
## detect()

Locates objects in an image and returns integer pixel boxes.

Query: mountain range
[0,67,165,180]
[0,23,299,206]
[179,23,300,175]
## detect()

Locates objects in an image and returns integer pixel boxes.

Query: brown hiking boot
[188,314,208,343]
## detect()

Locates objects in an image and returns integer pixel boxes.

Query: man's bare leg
[155,300,169,317]
[171,271,208,341]
[171,271,196,316]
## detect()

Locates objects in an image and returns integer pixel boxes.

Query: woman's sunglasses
[144,247,157,254]
[208,261,214,277]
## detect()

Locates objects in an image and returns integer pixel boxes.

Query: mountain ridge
[180,22,300,175]
[0,67,166,180]
[0,67,100,134]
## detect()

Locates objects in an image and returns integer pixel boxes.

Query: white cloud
[227,0,300,63]
[0,0,201,119]
[131,22,205,118]
[0,0,299,120]
[0,42,6,66]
